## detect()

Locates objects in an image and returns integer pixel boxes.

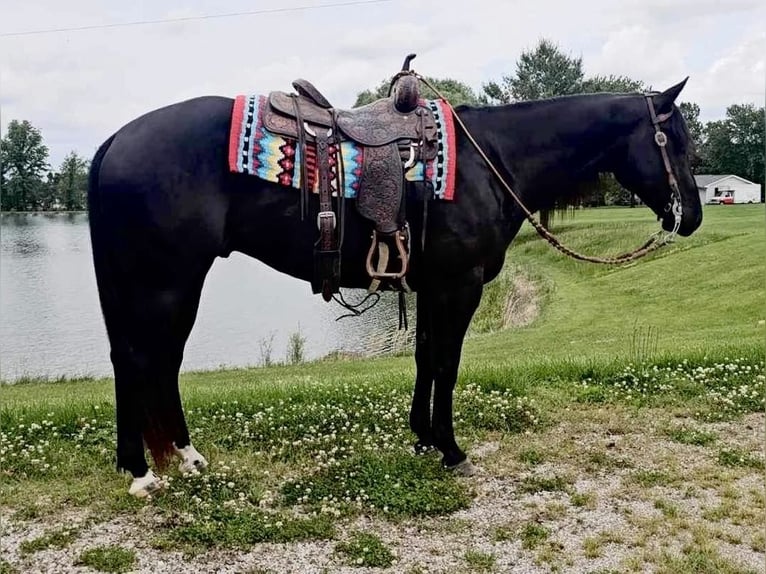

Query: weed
[464,549,496,572]
[664,426,717,446]
[570,491,596,508]
[520,522,549,550]
[282,451,471,517]
[519,475,570,494]
[751,532,765,553]
[335,531,394,568]
[583,536,603,558]
[76,546,136,573]
[518,448,544,466]
[155,506,334,550]
[656,543,758,574]
[630,321,659,364]
[258,331,276,367]
[286,328,307,365]
[585,451,633,471]
[653,498,681,518]
[717,448,764,469]
[19,527,79,555]
[491,524,516,542]
[12,504,42,521]
[628,469,677,488]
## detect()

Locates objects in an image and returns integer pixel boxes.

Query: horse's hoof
[175,443,208,474]
[128,470,164,498]
[445,459,477,477]
[414,441,436,455]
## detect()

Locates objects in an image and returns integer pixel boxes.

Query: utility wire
[0,0,393,38]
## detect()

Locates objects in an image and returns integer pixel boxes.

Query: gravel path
[3,412,763,574]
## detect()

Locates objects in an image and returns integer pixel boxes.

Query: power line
[0,0,393,38]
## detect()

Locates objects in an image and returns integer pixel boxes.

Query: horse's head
[610,79,702,237]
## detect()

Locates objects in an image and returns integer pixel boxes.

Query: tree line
[1,120,90,211]
[2,39,762,212]
[358,39,764,206]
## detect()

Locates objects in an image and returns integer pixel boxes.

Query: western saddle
[262,54,438,302]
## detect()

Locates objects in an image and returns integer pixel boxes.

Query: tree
[480,40,654,217]
[678,102,706,173]
[702,104,764,198]
[0,120,50,211]
[679,102,703,145]
[354,76,481,108]
[579,74,648,94]
[481,39,584,103]
[37,172,60,211]
[482,39,649,104]
[57,151,90,210]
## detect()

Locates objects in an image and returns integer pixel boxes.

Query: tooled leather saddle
[262,54,438,301]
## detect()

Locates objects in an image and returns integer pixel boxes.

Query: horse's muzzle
[664,209,701,237]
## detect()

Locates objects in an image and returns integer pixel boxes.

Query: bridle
[645,93,683,237]
[416,74,686,265]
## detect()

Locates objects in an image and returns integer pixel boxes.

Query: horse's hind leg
[161,286,209,475]
[108,264,212,496]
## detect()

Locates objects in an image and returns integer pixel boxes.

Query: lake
[0,213,413,382]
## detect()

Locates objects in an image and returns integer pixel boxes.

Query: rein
[417,75,683,265]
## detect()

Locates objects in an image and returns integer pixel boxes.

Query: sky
[1,0,764,168]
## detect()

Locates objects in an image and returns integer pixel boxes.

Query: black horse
[87,77,702,496]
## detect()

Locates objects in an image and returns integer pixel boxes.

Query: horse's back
[100,96,234,181]
[91,96,237,266]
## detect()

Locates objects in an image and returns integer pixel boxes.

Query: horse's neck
[466,96,636,213]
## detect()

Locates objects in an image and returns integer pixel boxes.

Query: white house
[695,174,762,204]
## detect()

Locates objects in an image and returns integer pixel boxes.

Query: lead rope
[416,74,681,265]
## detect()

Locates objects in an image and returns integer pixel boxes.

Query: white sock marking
[128,469,163,497]
[174,443,208,473]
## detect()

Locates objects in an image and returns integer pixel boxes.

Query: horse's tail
[87,134,120,346]
[87,136,176,472]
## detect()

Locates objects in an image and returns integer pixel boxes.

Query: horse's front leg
[410,292,436,453]
[427,268,484,472]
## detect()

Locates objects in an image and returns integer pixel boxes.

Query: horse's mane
[459,91,690,226]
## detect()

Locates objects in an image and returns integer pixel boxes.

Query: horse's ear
[656,77,689,112]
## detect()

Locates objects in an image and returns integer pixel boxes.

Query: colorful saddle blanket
[228,94,456,201]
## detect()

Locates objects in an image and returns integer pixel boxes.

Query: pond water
[0,213,412,381]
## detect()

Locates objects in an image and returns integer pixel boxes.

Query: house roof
[694,174,756,188]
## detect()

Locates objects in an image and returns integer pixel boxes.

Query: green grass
[464,549,497,571]
[520,522,550,550]
[519,475,571,494]
[570,491,596,508]
[76,546,136,573]
[335,531,394,568]
[281,450,472,517]
[518,448,545,466]
[664,426,718,446]
[19,527,79,555]
[467,204,765,364]
[628,469,678,488]
[1,205,764,567]
[717,448,765,469]
[657,543,760,574]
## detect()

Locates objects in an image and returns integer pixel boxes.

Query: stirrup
[365,230,409,280]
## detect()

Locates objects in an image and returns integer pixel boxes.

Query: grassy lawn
[1,204,763,573]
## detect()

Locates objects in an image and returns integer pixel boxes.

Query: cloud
[692,28,765,120]
[588,24,687,89]
[1,0,764,167]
